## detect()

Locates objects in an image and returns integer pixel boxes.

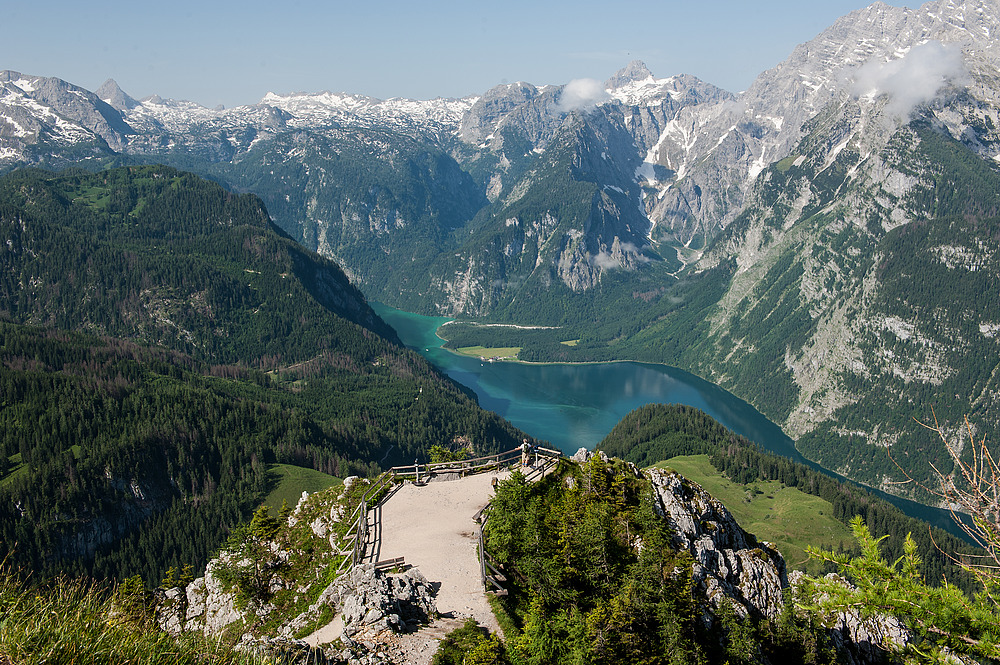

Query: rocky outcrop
[605,60,655,90]
[335,564,437,638]
[459,82,540,144]
[0,70,133,150]
[278,563,437,643]
[788,571,912,665]
[647,468,787,622]
[157,483,438,665]
[96,78,140,112]
[156,553,245,635]
[159,559,438,665]
[647,465,916,665]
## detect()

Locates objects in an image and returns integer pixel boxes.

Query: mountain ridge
[0,165,529,583]
[2,0,1000,502]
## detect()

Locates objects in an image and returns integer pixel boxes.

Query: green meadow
[656,455,853,572]
[263,464,341,514]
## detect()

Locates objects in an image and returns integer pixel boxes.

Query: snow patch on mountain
[261,91,475,129]
[608,75,682,107]
[11,78,37,93]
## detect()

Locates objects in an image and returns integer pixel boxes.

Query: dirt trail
[374,470,509,635]
[306,460,555,659]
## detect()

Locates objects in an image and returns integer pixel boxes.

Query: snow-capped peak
[260,90,476,129]
[608,75,683,107]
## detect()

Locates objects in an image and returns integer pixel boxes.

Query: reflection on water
[376,304,800,457]
[373,303,966,537]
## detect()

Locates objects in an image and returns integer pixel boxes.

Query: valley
[6,0,1000,504]
[378,302,970,538]
[4,0,1000,661]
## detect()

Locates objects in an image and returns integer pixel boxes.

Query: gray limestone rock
[0,71,133,151]
[195,557,244,633]
[334,564,436,637]
[647,467,787,622]
[157,554,243,636]
[153,586,188,635]
[605,60,655,90]
[789,571,912,665]
[282,563,437,645]
[96,79,140,112]
[459,81,539,144]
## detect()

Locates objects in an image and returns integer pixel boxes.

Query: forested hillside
[0,166,527,583]
[597,404,980,594]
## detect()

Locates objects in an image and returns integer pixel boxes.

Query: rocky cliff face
[417,62,731,315]
[0,71,132,153]
[647,467,787,622]
[646,466,913,663]
[672,0,1000,491]
[459,82,540,145]
[643,0,1000,248]
[96,78,140,112]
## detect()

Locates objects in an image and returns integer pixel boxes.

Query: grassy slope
[263,464,341,515]
[0,567,251,665]
[655,455,853,573]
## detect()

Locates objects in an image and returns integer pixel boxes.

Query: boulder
[789,571,912,665]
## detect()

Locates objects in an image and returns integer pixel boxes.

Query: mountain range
[2,0,1000,501]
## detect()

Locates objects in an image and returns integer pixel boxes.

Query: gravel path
[306,461,555,661]
[375,470,509,636]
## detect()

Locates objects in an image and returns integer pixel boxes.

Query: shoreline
[377,303,972,541]
[433,322,688,369]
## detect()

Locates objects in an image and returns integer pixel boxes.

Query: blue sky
[5,0,909,108]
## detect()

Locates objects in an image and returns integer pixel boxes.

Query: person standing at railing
[520,439,530,468]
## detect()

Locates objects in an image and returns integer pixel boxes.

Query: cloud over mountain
[557,78,610,113]
[847,40,967,119]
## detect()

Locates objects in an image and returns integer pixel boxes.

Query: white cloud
[590,242,652,271]
[557,78,610,114]
[846,41,968,119]
[591,251,620,269]
[620,242,653,263]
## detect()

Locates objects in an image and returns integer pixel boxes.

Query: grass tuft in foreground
[0,565,255,665]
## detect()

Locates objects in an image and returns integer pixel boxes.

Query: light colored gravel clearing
[376,470,509,636]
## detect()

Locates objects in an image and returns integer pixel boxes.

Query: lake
[375,303,804,461]
[373,303,967,536]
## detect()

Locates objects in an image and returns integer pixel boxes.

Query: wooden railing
[388,448,523,483]
[334,445,563,581]
[475,448,562,596]
[333,469,398,578]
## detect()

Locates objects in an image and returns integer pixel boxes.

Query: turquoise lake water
[373,302,964,535]
[374,303,804,461]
